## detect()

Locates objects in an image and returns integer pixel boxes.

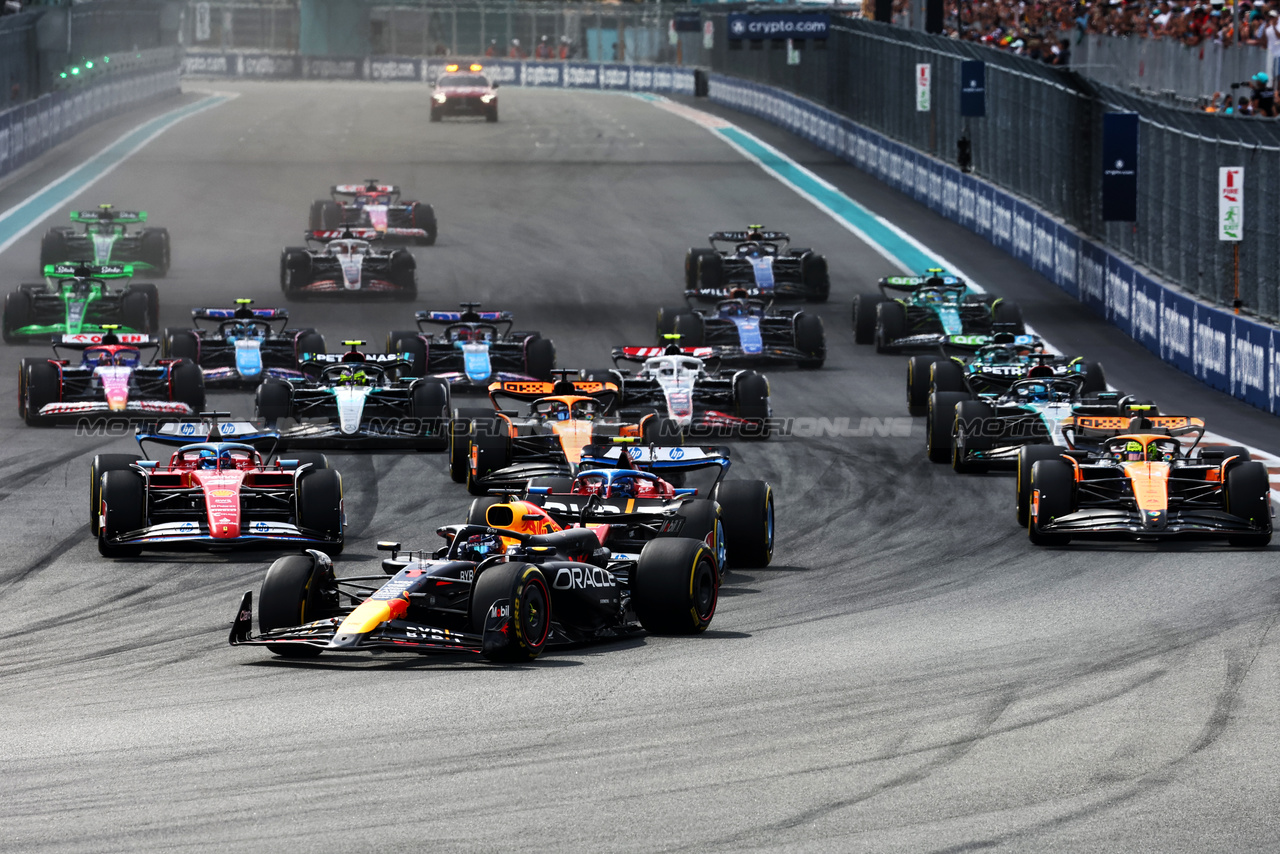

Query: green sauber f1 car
[2,263,159,343]
[39,205,170,275]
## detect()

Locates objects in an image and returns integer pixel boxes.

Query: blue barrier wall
[706,74,1280,419]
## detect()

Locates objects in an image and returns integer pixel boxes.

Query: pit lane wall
[181,52,697,94]
[0,55,181,183]
[705,75,1278,418]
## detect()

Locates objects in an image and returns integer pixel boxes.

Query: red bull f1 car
[387,303,556,389]
[18,328,204,426]
[92,417,344,557]
[228,507,717,661]
[431,63,499,122]
[280,230,417,300]
[685,226,829,302]
[1026,422,1271,547]
[655,292,824,369]
[309,181,437,246]
[162,299,325,388]
[255,341,451,450]
[39,205,170,275]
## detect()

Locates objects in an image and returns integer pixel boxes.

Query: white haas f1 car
[91,417,343,557]
[598,346,772,439]
[280,229,417,300]
[19,328,204,426]
[309,181,437,246]
[255,342,451,449]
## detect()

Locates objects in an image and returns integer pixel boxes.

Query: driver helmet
[1147,442,1167,462]
[114,350,140,369]
[460,531,501,561]
[746,227,765,241]
[921,290,942,303]
[1124,440,1145,462]
[198,449,218,469]
[544,401,571,421]
[340,368,368,386]
[610,475,637,499]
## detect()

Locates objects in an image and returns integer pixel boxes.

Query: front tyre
[471,563,551,662]
[258,553,334,658]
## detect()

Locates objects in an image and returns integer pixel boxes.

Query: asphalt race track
[1,82,1277,853]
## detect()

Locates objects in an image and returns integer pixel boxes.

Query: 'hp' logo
[667,447,684,460]
[180,423,196,435]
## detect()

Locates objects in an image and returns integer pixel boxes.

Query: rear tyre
[411,378,450,448]
[1028,460,1074,546]
[23,359,59,426]
[467,419,512,495]
[927,391,967,464]
[471,563,551,662]
[140,229,170,276]
[1016,445,1064,527]
[673,313,705,347]
[851,294,877,345]
[163,328,199,361]
[633,539,718,634]
[733,371,770,440]
[448,418,473,483]
[656,305,688,339]
[256,378,293,425]
[1225,461,1272,546]
[121,291,150,334]
[295,330,326,362]
[169,359,205,412]
[992,300,1026,335]
[1080,361,1107,394]
[3,289,34,342]
[875,301,906,354]
[952,399,994,474]
[411,202,437,245]
[308,200,326,231]
[258,553,333,657]
[467,496,505,526]
[89,453,142,535]
[387,330,426,377]
[793,313,825,369]
[684,248,714,291]
[696,253,723,292]
[713,480,774,568]
[906,356,934,416]
[930,358,966,394]
[524,336,556,380]
[280,248,311,295]
[642,414,685,447]
[298,469,344,554]
[39,230,67,268]
[486,105,499,123]
[98,470,145,557]
[800,252,830,302]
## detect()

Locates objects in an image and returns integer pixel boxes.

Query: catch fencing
[1071,33,1273,104]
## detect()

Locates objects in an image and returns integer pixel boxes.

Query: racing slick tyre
[793,312,825,369]
[1081,361,1108,394]
[696,253,723,292]
[906,356,934,416]
[666,499,724,570]
[713,480,774,569]
[387,330,426,376]
[298,469,344,555]
[410,202,437,245]
[1028,460,1074,546]
[524,476,573,499]
[673,313,705,347]
[308,200,326,231]
[733,371,770,441]
[89,453,142,536]
[320,201,343,230]
[295,330,326,361]
[525,336,556,381]
[930,358,966,395]
[258,553,335,658]
[163,328,199,361]
[633,538,718,635]
[642,415,685,446]
[290,452,330,471]
[388,250,418,301]
[851,294,878,345]
[800,252,830,302]
[280,248,311,294]
[656,305,688,338]
[121,291,151,334]
[952,399,995,474]
[1016,445,1065,527]
[3,289,33,342]
[1224,462,1273,547]
[169,359,205,412]
[467,419,512,495]
[486,105,499,123]
[430,107,442,122]
[448,418,474,483]
[471,563,551,662]
[256,378,293,426]
[467,496,505,526]
[22,359,59,426]
[1202,445,1252,464]
[411,378,451,448]
[992,300,1026,335]
[139,228,170,276]
[927,391,968,464]
[875,301,906,354]
[39,229,68,268]
[125,283,161,332]
[685,249,715,291]
[98,470,145,558]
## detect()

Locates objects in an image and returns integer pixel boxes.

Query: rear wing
[877,274,964,296]
[710,230,789,242]
[193,306,289,321]
[579,441,731,475]
[612,345,715,364]
[417,309,513,324]
[1064,414,1206,449]
[307,228,382,242]
[136,416,279,454]
[487,377,619,409]
[331,183,398,196]
[299,351,413,371]
[57,332,152,346]
[44,263,133,279]
[70,210,146,224]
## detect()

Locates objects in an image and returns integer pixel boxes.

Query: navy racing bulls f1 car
[162,299,326,388]
[92,417,344,557]
[255,341,451,449]
[387,303,556,389]
[228,520,718,661]
[280,230,417,300]
[685,226,830,303]
[309,181,437,246]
